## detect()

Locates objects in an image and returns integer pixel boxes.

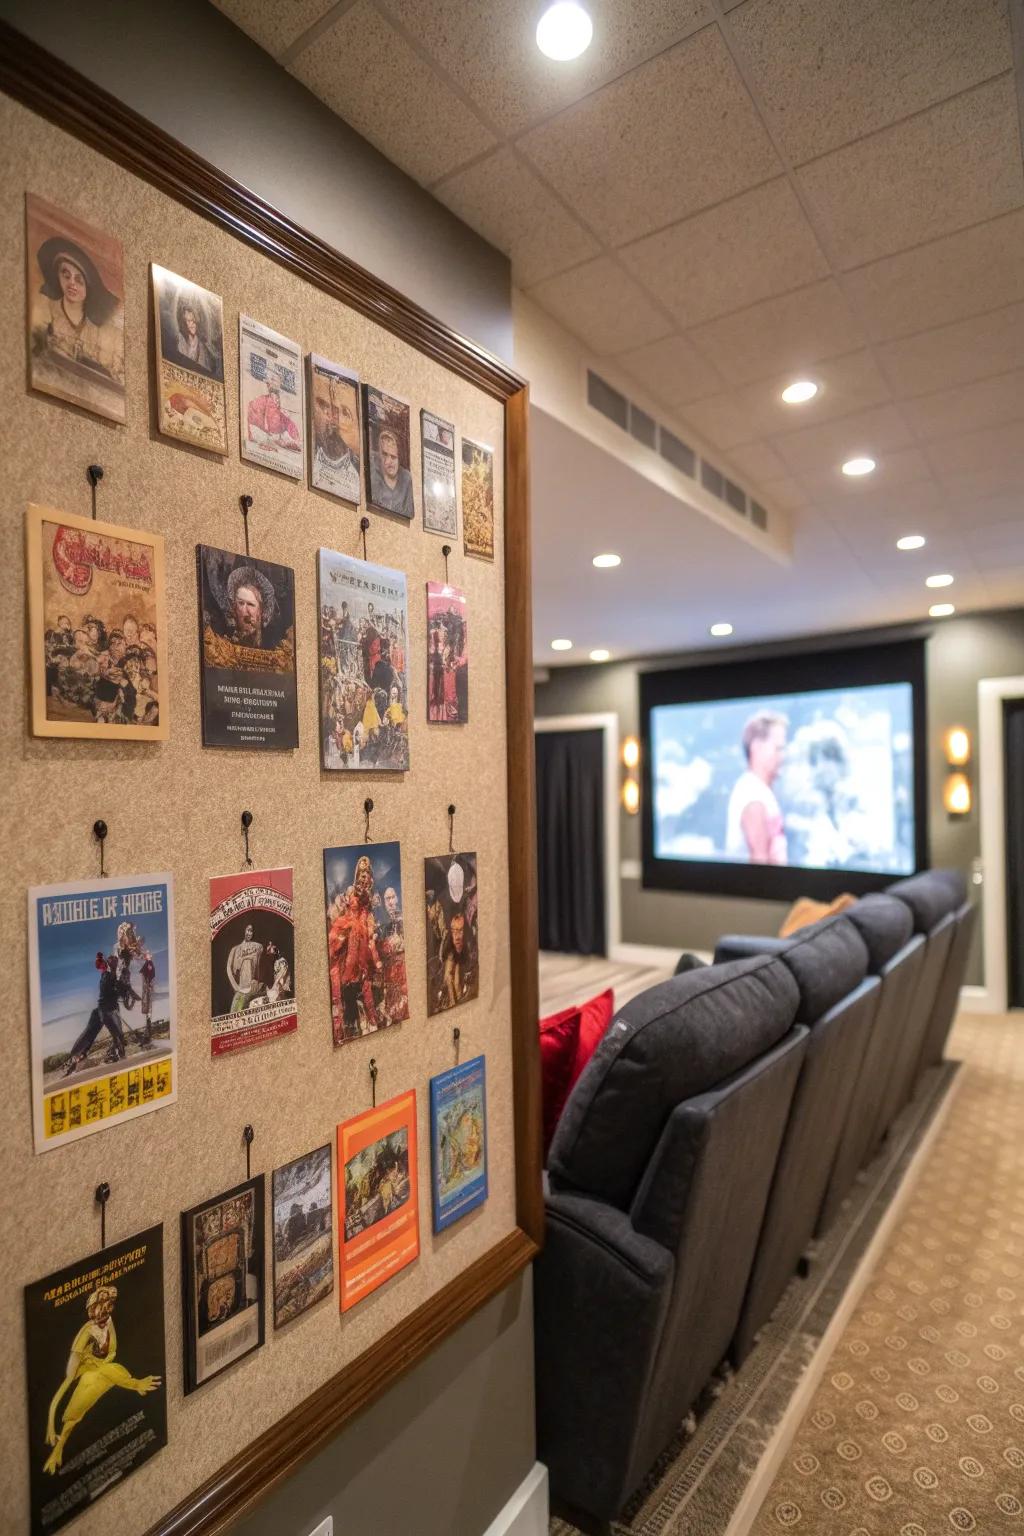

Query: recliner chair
[915,897,978,1075]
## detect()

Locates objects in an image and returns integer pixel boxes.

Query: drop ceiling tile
[687,279,866,387]
[682,350,892,450]
[379,0,712,138]
[616,333,726,409]
[212,0,337,55]
[798,449,935,505]
[527,256,674,355]
[757,476,811,512]
[772,403,915,476]
[434,149,599,286]
[877,301,1024,397]
[926,420,1024,479]
[518,28,780,248]
[844,208,1024,343]
[723,441,790,482]
[728,0,1011,164]
[902,368,1024,444]
[796,75,1024,270]
[619,178,828,329]
[288,0,496,186]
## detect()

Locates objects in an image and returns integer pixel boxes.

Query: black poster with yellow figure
[24,1224,166,1536]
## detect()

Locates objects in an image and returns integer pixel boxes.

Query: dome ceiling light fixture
[536,2,593,60]
[781,380,818,404]
[896,534,926,550]
[841,456,876,477]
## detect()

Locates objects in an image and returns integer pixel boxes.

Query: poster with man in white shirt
[725,710,789,864]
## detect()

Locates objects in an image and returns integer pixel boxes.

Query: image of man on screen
[726,710,789,864]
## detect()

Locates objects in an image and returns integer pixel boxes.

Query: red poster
[209,868,296,1056]
[338,1090,418,1311]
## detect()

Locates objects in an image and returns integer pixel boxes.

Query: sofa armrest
[714,934,789,965]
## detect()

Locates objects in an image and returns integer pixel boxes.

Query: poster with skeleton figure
[209,868,296,1055]
[197,545,298,749]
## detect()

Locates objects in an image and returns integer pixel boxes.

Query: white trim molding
[976,673,1024,1013]
[535,712,622,954]
[481,1463,548,1536]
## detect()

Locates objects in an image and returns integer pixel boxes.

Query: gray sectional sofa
[534,869,973,1525]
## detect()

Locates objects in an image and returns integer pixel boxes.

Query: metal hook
[95,1182,111,1248]
[360,516,370,562]
[243,1124,255,1180]
[453,1027,461,1065]
[369,1058,378,1107]
[442,543,451,585]
[448,803,456,854]
[87,464,103,520]
[241,810,254,869]
[239,495,253,557]
[93,820,108,877]
[364,797,374,842]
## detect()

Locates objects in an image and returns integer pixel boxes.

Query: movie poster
[426,581,468,725]
[181,1176,265,1393]
[323,841,409,1043]
[26,504,168,742]
[151,264,227,454]
[424,852,479,1017]
[429,1056,487,1233]
[338,1091,418,1312]
[209,868,296,1056]
[239,314,304,479]
[317,549,409,771]
[24,1226,167,1536]
[26,192,126,424]
[28,873,177,1153]
[363,384,414,519]
[197,545,298,750]
[462,437,495,560]
[308,354,361,504]
[271,1144,333,1328]
[420,408,457,537]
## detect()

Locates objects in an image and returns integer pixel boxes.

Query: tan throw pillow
[779,892,857,938]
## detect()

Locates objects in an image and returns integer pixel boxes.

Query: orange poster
[338,1090,418,1312]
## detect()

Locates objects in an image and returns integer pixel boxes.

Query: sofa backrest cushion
[777,914,868,1023]
[931,867,967,907]
[547,954,800,1209]
[887,871,959,933]
[846,893,915,973]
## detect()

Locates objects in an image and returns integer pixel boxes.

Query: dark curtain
[1005,700,1024,1009]
[535,728,606,956]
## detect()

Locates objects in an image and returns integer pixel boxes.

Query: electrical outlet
[307,1518,333,1536]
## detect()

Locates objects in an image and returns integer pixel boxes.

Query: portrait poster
[209,867,296,1056]
[150,264,227,454]
[462,437,495,560]
[424,851,479,1017]
[181,1175,265,1394]
[363,383,414,519]
[426,581,468,725]
[24,1225,167,1536]
[429,1056,488,1233]
[25,192,126,424]
[338,1091,418,1312]
[271,1144,334,1328]
[323,841,409,1044]
[317,549,409,771]
[26,504,169,741]
[308,354,361,504]
[239,313,304,479]
[27,872,177,1153]
[420,408,457,537]
[197,544,298,750]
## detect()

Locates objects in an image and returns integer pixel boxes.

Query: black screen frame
[640,638,928,901]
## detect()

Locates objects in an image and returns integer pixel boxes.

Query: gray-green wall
[535,607,1024,984]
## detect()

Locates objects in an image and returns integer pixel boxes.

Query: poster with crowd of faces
[323,841,409,1043]
[318,550,409,771]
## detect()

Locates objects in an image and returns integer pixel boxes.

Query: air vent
[659,428,695,477]
[724,478,747,515]
[629,403,656,449]
[750,500,768,530]
[587,370,628,430]
[701,460,724,499]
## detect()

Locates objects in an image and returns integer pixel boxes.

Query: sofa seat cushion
[846,893,915,972]
[568,988,615,1092]
[540,1006,582,1159]
[548,955,800,1208]
[888,871,958,933]
[777,914,868,1023]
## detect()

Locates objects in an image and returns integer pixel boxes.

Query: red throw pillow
[569,988,615,1091]
[539,1006,582,1159]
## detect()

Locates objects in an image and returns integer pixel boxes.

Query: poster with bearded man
[196,544,298,749]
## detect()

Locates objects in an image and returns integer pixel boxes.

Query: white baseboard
[959,984,1001,1014]
[481,1463,548,1536]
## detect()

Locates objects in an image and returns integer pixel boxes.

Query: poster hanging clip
[241,810,254,869]
[369,1058,378,1107]
[86,463,103,520]
[442,544,451,585]
[239,495,253,556]
[95,1182,111,1248]
[364,798,374,842]
[93,819,108,877]
[453,1026,461,1065]
[359,516,370,561]
[243,1124,255,1179]
[448,803,456,853]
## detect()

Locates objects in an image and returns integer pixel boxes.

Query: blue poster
[429,1055,487,1233]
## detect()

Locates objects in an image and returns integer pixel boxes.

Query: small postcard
[338,1091,418,1311]
[430,1056,487,1233]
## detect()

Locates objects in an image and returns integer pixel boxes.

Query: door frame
[534,712,621,957]
[972,673,1024,1013]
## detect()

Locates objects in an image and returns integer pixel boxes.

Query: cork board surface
[0,93,512,1535]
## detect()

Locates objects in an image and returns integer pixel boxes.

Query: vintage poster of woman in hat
[25,192,126,423]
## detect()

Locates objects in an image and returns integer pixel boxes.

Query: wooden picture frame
[3,21,540,1536]
[26,502,169,741]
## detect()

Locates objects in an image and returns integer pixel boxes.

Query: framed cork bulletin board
[1,22,540,1536]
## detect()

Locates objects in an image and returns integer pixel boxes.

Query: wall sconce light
[943,772,971,816]
[622,777,640,815]
[944,726,971,766]
[622,735,640,770]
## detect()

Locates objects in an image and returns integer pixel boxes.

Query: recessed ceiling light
[536,2,593,59]
[589,648,610,662]
[709,622,734,637]
[896,534,926,550]
[841,456,876,477]
[592,552,621,569]
[781,380,818,404]
[929,603,955,618]
[550,638,573,651]
[926,573,954,588]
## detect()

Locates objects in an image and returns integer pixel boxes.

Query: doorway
[534,713,620,958]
